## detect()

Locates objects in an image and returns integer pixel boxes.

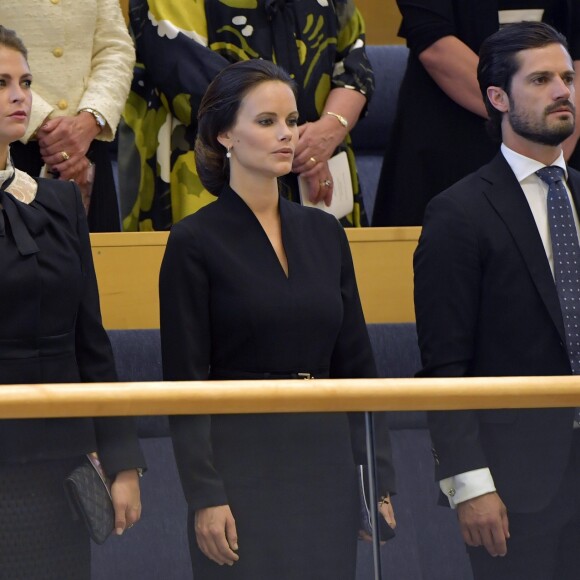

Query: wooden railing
[2,375,580,418]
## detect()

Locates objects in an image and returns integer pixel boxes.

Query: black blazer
[414,152,580,513]
[0,176,144,475]
[160,185,395,509]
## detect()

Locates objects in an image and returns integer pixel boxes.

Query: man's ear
[487,86,509,113]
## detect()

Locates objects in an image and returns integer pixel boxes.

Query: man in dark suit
[414,21,580,579]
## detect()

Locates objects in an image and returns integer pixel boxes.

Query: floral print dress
[120,0,374,230]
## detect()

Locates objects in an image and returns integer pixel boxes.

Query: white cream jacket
[1,0,135,141]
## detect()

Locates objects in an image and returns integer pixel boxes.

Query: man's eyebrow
[525,68,575,78]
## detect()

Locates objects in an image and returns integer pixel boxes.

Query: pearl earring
[226,147,232,159]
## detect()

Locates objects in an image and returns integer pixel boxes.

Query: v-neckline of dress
[222,185,291,280]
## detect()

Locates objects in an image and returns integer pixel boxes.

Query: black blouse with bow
[0,174,144,476]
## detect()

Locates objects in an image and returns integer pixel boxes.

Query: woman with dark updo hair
[159,59,396,579]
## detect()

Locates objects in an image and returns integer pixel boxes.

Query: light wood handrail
[2,376,580,418]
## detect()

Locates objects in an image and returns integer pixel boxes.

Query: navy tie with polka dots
[537,166,580,424]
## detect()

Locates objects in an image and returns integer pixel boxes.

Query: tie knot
[536,165,565,185]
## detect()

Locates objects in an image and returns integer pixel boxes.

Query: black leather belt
[210,368,328,380]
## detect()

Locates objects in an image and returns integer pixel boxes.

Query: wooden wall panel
[120,0,129,24]
[91,228,420,329]
[357,0,403,45]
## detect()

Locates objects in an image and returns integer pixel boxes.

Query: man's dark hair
[477,21,570,141]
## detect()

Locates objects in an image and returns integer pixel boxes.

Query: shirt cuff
[439,468,496,509]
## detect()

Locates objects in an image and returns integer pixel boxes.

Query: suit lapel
[480,154,566,342]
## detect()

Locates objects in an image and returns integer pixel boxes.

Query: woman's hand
[379,494,396,530]
[299,160,334,206]
[358,494,397,543]
[69,156,96,214]
[36,113,101,180]
[195,505,240,566]
[111,468,142,536]
[292,117,346,175]
[68,156,94,186]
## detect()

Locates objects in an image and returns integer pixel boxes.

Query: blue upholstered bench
[90,324,472,580]
[351,45,409,222]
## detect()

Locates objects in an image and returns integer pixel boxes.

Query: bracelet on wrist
[78,108,106,131]
[324,111,348,129]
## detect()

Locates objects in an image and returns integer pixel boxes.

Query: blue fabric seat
[351,45,409,222]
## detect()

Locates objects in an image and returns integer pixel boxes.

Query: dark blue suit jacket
[414,152,580,513]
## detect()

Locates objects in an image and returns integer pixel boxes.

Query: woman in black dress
[0,26,145,578]
[159,60,396,579]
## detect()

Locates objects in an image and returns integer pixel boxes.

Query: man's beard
[508,97,575,146]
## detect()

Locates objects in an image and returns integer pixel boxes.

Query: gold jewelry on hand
[309,156,318,166]
[325,111,349,129]
[320,179,332,188]
[61,151,70,161]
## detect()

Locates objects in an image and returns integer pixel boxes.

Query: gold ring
[309,156,317,165]
[61,151,70,161]
[321,179,332,188]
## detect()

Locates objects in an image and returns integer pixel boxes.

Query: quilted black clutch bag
[64,453,114,544]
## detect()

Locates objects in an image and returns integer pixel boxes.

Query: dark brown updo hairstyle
[195,59,297,196]
[0,25,28,60]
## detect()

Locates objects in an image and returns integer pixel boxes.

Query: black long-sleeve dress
[0,166,145,578]
[160,185,395,579]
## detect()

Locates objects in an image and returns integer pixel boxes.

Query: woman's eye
[258,118,273,126]
[288,118,298,126]
[22,80,32,88]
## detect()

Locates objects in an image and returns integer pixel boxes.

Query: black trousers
[468,430,580,580]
